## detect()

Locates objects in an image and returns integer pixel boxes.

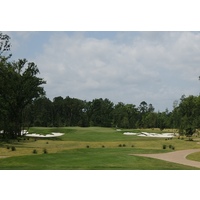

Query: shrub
[43,148,48,154]
[102,145,105,148]
[169,144,172,149]
[171,146,175,150]
[162,144,167,149]
[131,145,134,147]
[11,146,16,151]
[46,142,49,144]
[33,149,37,154]
[123,144,126,147]
[86,145,90,148]
[6,146,10,149]
[118,144,122,147]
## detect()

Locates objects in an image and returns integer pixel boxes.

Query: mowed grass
[0,127,200,170]
[187,151,200,162]
[0,148,197,170]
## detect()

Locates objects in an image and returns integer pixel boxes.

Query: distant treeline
[20,95,200,134]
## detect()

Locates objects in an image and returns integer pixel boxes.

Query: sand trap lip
[25,132,64,138]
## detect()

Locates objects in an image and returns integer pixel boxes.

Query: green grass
[187,151,200,162]
[0,127,200,170]
[0,148,197,170]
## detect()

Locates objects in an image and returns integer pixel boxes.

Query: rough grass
[0,127,200,169]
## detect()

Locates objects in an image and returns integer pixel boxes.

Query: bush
[6,146,10,149]
[131,145,134,147]
[123,144,126,147]
[33,149,37,154]
[162,144,167,149]
[118,144,122,147]
[11,146,16,151]
[86,145,90,148]
[169,144,172,149]
[102,145,105,148]
[43,148,48,154]
[171,146,175,150]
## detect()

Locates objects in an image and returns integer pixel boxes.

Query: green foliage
[43,148,48,154]
[11,146,16,151]
[0,32,46,138]
[0,32,11,59]
[32,149,37,154]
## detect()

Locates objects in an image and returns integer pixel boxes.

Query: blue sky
[4,31,200,112]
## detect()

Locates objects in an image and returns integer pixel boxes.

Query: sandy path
[131,149,200,168]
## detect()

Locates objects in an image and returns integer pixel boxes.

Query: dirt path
[131,149,200,168]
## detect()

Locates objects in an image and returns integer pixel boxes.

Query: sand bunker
[1,130,64,137]
[123,132,138,135]
[123,131,176,138]
[25,132,64,138]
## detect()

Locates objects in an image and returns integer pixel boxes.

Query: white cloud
[8,31,200,111]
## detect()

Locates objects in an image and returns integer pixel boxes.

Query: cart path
[130,149,200,168]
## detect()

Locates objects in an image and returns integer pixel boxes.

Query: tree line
[22,95,200,134]
[1,32,200,139]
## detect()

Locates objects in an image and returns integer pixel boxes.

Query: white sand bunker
[123,132,138,135]
[123,131,176,138]
[25,132,64,138]
[1,130,64,138]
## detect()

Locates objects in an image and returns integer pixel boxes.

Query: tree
[32,97,53,127]
[0,32,11,60]
[0,59,46,138]
[88,98,114,127]
[0,33,46,138]
[174,95,200,137]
